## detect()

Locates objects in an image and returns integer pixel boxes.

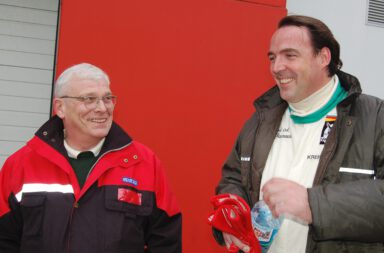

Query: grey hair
[54,63,110,97]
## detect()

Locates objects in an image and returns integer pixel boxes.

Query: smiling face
[268,25,331,103]
[54,77,114,150]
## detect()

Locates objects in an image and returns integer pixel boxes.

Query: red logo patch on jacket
[118,188,142,205]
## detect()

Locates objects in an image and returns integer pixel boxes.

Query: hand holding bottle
[261,178,312,224]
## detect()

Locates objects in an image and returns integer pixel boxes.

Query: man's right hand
[223,232,250,253]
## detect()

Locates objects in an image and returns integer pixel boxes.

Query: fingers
[223,232,250,253]
[231,236,250,253]
[223,232,233,249]
[266,199,284,218]
[262,179,286,218]
[262,177,289,194]
[260,178,312,224]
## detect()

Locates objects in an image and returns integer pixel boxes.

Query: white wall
[0,0,59,167]
[287,0,384,98]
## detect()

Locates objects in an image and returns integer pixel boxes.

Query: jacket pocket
[20,194,46,237]
[103,186,154,251]
[104,186,153,217]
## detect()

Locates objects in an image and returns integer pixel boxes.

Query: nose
[94,98,108,111]
[271,56,286,74]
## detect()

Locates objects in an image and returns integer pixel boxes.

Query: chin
[280,92,290,102]
[280,90,297,103]
[90,128,110,138]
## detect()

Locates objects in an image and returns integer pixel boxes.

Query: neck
[288,75,347,124]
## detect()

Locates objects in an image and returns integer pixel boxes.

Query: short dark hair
[278,15,342,76]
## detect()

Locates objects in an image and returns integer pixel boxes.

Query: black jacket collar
[35,115,132,158]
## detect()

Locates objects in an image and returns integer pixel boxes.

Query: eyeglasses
[60,95,117,109]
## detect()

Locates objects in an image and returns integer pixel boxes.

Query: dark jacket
[0,116,182,253]
[216,71,384,252]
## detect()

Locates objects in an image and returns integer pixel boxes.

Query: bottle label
[253,223,274,243]
[251,200,280,251]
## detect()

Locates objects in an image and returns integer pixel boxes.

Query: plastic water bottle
[251,200,281,253]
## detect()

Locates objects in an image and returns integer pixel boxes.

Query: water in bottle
[251,200,281,253]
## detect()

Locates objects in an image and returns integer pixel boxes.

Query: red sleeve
[154,155,181,217]
[0,150,24,252]
[0,152,23,217]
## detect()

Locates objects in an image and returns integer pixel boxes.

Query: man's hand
[223,232,250,253]
[261,178,312,224]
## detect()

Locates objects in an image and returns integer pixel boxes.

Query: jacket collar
[34,115,132,158]
[253,70,362,111]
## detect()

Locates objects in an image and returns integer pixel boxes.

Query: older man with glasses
[0,63,182,253]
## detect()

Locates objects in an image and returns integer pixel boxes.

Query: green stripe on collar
[289,81,347,124]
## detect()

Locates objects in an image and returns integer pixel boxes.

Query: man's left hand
[261,178,312,224]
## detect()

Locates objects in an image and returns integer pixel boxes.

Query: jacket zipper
[66,142,132,251]
[85,142,132,180]
[67,201,78,252]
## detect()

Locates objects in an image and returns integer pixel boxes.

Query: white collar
[64,138,105,159]
[289,75,338,116]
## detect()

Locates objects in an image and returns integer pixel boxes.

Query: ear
[54,98,65,119]
[319,47,331,67]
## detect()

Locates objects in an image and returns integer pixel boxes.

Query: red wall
[55,0,286,252]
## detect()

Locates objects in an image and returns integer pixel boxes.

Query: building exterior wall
[0,0,59,167]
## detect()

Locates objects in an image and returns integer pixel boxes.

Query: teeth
[279,78,294,84]
[90,118,107,123]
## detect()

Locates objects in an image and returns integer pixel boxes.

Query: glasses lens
[82,96,116,109]
[103,96,117,106]
[83,97,97,109]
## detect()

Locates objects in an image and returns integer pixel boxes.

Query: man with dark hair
[214,15,384,252]
[0,63,182,253]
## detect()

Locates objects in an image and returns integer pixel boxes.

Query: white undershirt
[259,76,337,253]
[64,138,105,159]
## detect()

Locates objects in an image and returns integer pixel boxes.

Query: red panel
[234,0,286,7]
[56,0,286,252]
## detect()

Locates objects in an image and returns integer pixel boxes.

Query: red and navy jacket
[0,116,182,253]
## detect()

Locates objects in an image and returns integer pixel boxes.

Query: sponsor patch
[320,116,336,144]
[118,188,142,205]
[122,177,138,186]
